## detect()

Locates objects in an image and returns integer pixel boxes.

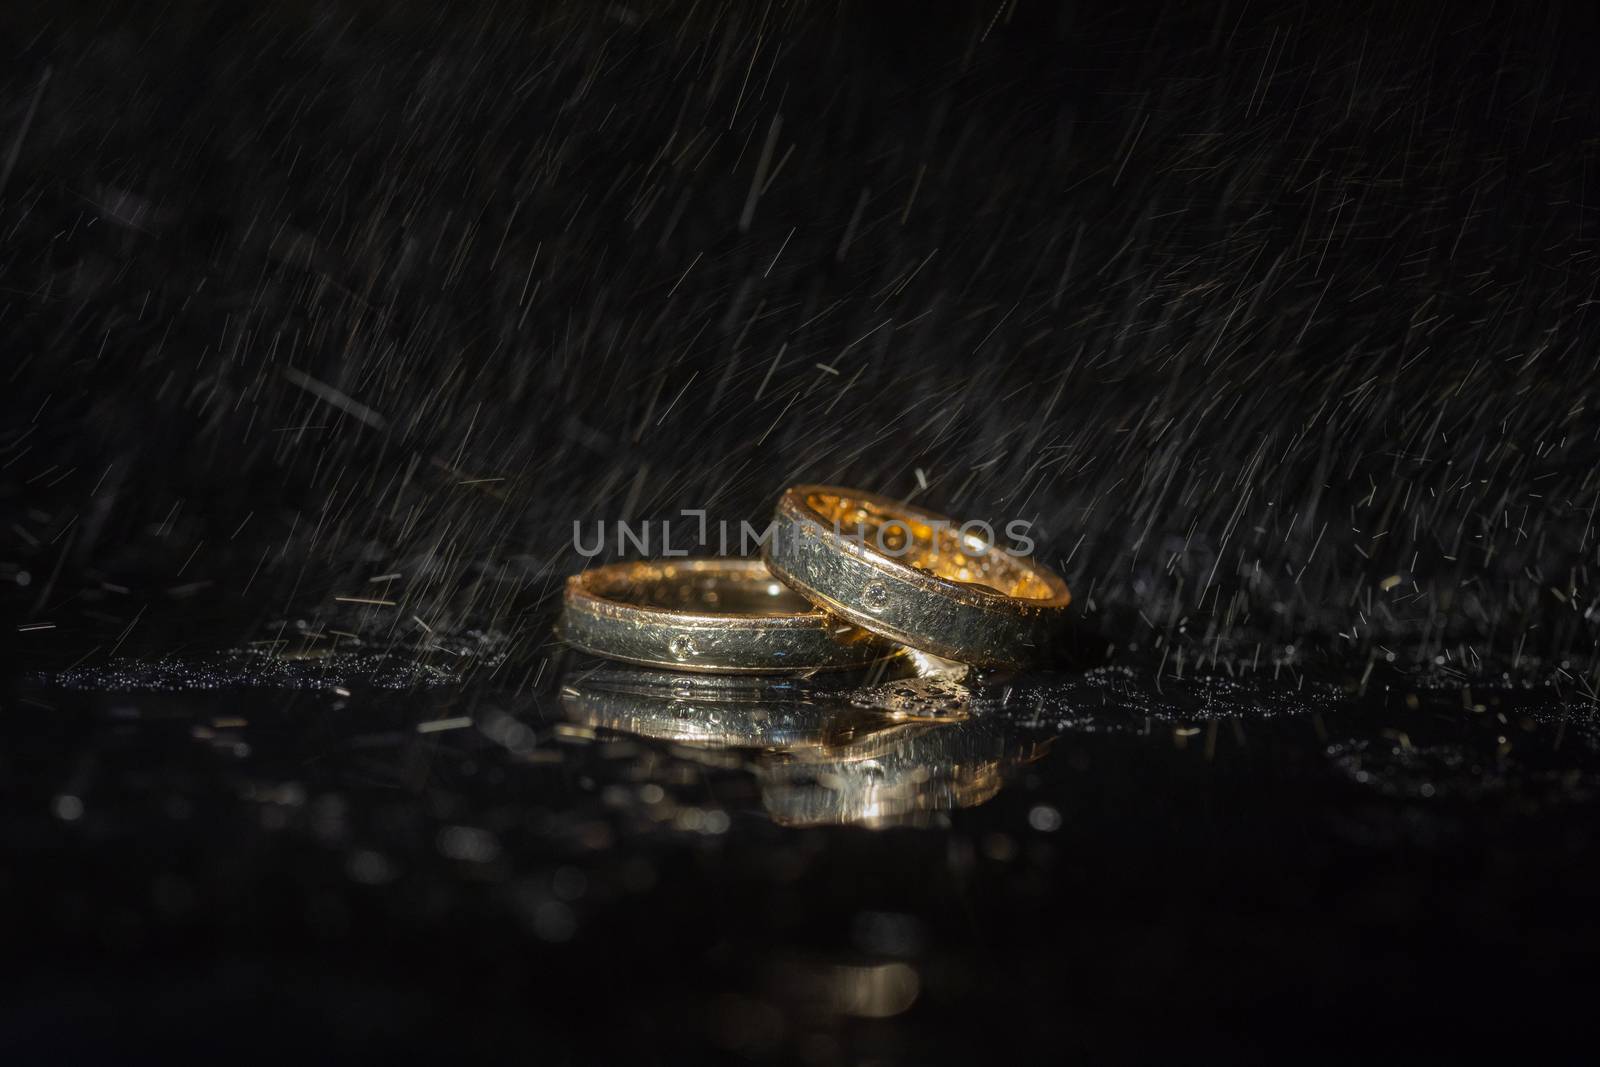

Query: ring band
[561,557,890,673]
[762,485,1072,669]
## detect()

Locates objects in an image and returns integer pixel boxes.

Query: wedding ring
[561,557,891,673]
[763,485,1072,669]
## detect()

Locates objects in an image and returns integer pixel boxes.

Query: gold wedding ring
[762,485,1072,669]
[561,557,890,673]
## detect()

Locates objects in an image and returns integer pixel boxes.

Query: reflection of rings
[558,665,1043,827]
[559,667,874,751]
[561,558,890,673]
[763,485,1072,669]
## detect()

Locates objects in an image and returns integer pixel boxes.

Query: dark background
[4,1,1600,1062]
[5,0,1599,664]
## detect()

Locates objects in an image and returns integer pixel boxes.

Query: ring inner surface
[591,562,816,615]
[803,492,1055,599]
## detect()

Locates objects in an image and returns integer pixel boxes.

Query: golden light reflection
[803,490,1057,599]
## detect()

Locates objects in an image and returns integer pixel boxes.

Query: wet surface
[8,619,1600,1060]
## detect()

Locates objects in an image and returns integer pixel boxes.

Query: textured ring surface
[763,485,1072,669]
[561,557,890,673]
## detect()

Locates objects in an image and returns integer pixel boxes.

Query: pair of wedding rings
[561,485,1072,672]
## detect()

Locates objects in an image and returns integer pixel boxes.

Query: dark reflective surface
[9,628,1600,1059]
